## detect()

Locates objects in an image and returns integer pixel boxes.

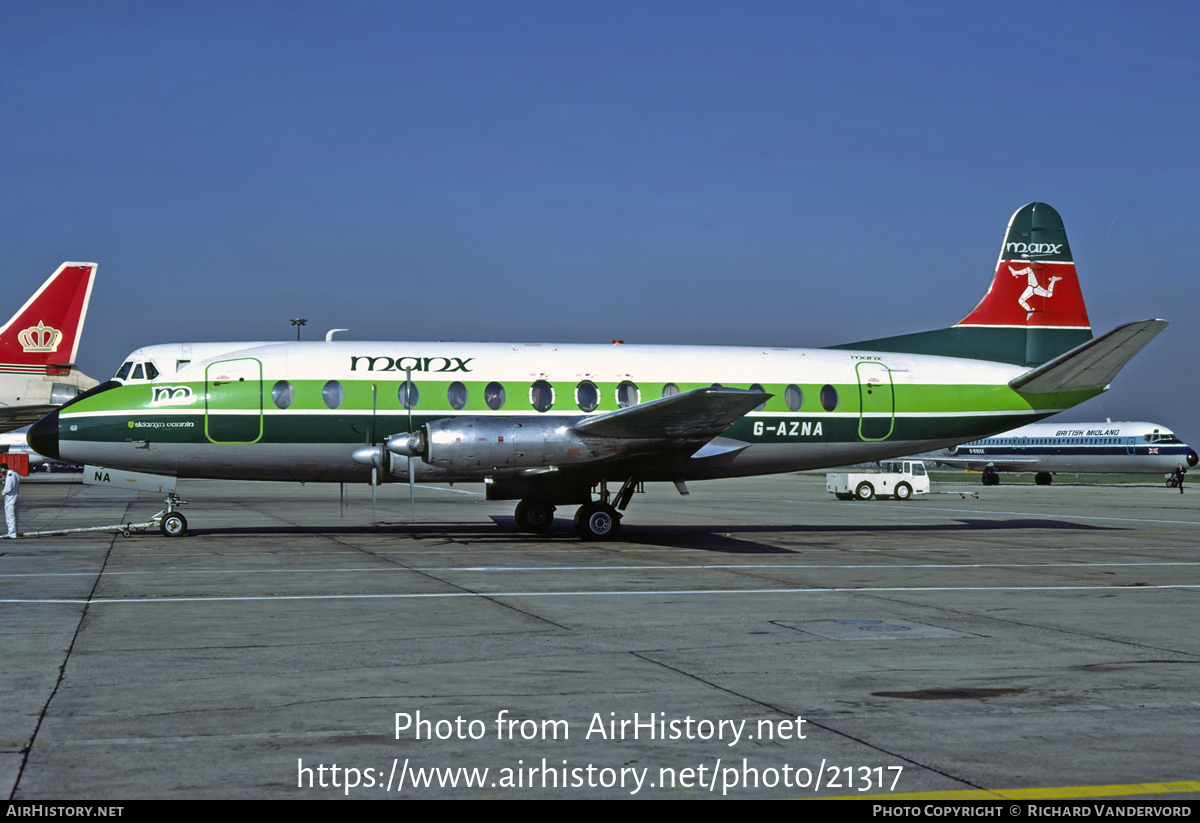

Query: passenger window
[485,382,506,410]
[820,384,838,412]
[447,381,468,411]
[272,380,294,409]
[322,380,344,410]
[398,381,419,410]
[575,381,599,412]
[785,384,803,412]
[749,383,767,412]
[661,383,680,398]
[530,380,554,412]
[616,381,639,408]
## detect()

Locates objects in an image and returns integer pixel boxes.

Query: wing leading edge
[573,386,770,446]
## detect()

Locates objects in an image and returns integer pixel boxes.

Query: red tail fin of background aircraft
[0,263,98,377]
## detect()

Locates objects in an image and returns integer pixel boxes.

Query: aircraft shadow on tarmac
[176,517,1121,555]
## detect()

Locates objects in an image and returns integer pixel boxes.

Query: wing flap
[1008,319,1167,394]
[573,387,769,440]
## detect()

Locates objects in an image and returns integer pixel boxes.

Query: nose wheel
[155,493,189,537]
[159,512,188,536]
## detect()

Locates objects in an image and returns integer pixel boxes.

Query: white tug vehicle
[827,461,930,501]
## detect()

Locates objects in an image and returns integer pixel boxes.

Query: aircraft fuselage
[37,340,1096,486]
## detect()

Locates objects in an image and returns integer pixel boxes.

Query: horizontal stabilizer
[1008,319,1167,394]
[574,387,769,440]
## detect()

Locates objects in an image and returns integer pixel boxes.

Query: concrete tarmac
[2,473,1198,799]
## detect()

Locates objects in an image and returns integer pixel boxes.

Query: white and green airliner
[29,203,1166,539]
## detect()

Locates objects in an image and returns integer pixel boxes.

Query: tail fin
[829,204,1094,366]
[0,263,97,376]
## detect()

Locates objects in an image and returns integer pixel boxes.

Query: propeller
[353,373,425,524]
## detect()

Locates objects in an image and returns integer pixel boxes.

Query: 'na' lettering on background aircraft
[29,204,1167,539]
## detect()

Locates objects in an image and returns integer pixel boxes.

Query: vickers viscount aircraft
[29,204,1167,539]
[1,263,99,433]
[921,421,1197,486]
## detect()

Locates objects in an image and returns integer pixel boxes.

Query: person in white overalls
[2,464,19,538]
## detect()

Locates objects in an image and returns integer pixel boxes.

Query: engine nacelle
[411,417,622,472]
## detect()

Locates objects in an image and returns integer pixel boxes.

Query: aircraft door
[856,362,895,441]
[205,358,264,444]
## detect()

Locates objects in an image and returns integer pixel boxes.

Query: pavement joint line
[237,497,576,633]
[8,501,128,802]
[5,560,1200,579]
[5,583,1200,605]
[735,499,1200,527]
[631,650,981,793]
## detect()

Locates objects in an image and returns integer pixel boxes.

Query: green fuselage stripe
[60,379,1098,447]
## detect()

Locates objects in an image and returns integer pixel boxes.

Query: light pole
[290,318,307,341]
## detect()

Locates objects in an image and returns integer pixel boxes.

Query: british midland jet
[29,204,1166,539]
[923,420,1197,485]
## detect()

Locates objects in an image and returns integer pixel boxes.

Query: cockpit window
[132,363,145,380]
[144,362,160,380]
[115,362,133,381]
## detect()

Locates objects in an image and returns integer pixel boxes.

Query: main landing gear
[981,467,1000,486]
[514,499,556,534]
[513,477,640,541]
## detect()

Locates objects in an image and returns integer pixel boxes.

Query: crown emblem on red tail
[18,321,62,353]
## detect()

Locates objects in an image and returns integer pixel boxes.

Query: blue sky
[3,1,1198,440]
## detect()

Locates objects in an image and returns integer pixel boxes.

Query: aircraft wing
[0,405,58,434]
[1009,319,1167,394]
[573,387,770,442]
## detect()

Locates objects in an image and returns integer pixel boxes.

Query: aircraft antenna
[371,383,377,524]
[407,367,416,523]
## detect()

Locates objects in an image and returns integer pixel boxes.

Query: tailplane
[830,204,1094,366]
[0,263,97,376]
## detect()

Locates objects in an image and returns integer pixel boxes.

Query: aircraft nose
[27,409,60,461]
[1187,449,1198,468]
